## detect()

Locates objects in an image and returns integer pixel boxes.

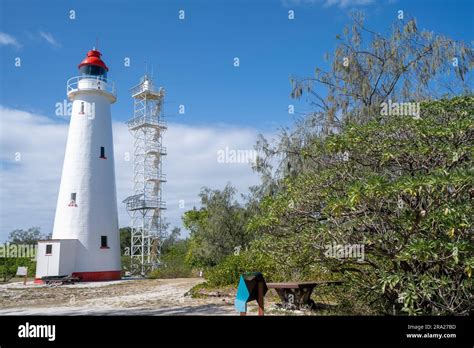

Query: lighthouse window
[69,193,77,207]
[100,146,106,159]
[79,102,85,114]
[45,244,52,255]
[79,65,107,80]
[101,236,108,248]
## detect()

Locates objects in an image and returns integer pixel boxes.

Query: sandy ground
[0,278,244,315]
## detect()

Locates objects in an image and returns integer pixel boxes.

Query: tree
[255,13,473,188]
[1,227,43,282]
[161,226,181,254]
[249,96,473,315]
[119,227,131,255]
[247,16,473,315]
[291,12,472,130]
[150,239,192,279]
[0,256,38,283]
[7,227,46,245]
[183,184,253,267]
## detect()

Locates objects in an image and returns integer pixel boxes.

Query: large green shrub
[204,237,292,287]
[249,97,474,315]
[149,240,193,279]
[183,184,255,268]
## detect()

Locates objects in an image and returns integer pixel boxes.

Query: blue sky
[1,0,471,129]
[0,0,472,241]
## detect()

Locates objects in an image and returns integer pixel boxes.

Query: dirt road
[0,278,238,315]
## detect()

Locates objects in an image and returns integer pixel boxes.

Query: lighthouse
[35,49,121,282]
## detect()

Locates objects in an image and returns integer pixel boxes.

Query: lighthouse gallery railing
[67,76,116,97]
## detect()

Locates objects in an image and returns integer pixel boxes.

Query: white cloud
[324,0,374,8]
[39,31,60,48]
[281,0,375,8]
[0,106,263,242]
[0,32,21,48]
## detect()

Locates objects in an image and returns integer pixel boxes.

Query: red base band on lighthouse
[34,271,121,284]
[72,271,121,281]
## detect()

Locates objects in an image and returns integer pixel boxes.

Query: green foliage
[183,16,473,316]
[119,227,131,255]
[149,239,193,279]
[121,255,132,274]
[161,227,181,254]
[290,12,472,131]
[200,254,247,287]
[0,257,36,282]
[249,96,474,315]
[0,226,43,282]
[204,238,283,287]
[183,184,254,268]
[119,227,132,273]
[256,14,473,191]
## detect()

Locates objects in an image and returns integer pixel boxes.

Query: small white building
[35,49,121,283]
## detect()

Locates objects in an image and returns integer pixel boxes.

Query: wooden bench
[266,281,344,309]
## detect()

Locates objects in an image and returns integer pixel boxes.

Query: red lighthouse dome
[78,49,109,78]
[78,49,109,70]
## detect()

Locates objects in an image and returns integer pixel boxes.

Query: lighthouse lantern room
[35,49,121,282]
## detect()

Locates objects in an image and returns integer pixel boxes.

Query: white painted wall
[36,240,79,278]
[36,241,61,278]
[58,239,78,275]
[50,76,121,273]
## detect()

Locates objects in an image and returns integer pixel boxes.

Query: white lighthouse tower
[35,49,121,282]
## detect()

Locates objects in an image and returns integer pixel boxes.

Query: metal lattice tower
[123,74,166,276]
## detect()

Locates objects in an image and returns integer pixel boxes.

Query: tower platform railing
[146,173,167,182]
[144,144,167,155]
[125,199,166,211]
[130,83,164,99]
[126,115,167,130]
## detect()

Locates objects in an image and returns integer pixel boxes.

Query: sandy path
[0,278,236,315]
